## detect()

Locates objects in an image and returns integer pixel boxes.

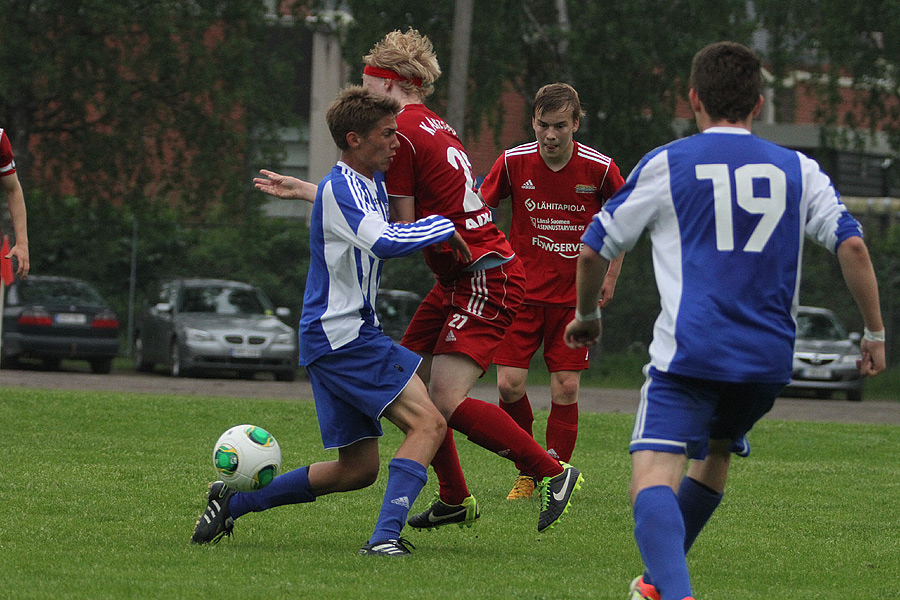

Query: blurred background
[1,0,898,366]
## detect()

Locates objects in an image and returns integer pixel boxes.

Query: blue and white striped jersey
[299,162,456,365]
[582,127,863,383]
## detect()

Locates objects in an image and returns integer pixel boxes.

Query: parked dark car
[785,306,864,401]
[1,275,120,373]
[377,289,423,342]
[134,278,298,381]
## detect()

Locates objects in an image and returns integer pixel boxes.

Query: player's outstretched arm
[599,251,625,308]
[2,171,29,278]
[565,245,607,348]
[254,169,318,203]
[837,236,886,376]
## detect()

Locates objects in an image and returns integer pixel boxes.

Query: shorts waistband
[463,254,514,272]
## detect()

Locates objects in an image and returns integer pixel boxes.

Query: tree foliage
[0,0,304,220]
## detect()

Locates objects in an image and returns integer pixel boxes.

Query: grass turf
[0,386,898,599]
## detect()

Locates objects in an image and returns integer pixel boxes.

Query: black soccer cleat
[190,481,236,545]
[407,493,480,530]
[359,537,415,556]
[537,463,584,532]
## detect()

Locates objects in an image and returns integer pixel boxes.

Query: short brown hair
[363,28,441,99]
[533,83,584,123]
[690,41,762,123]
[325,85,401,150]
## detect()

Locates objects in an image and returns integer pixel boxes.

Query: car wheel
[169,340,189,377]
[274,369,296,382]
[237,370,256,380]
[0,353,18,369]
[134,337,153,372]
[90,358,113,374]
[847,388,863,402]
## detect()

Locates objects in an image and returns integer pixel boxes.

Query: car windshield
[16,279,105,305]
[797,312,847,341]
[179,286,269,315]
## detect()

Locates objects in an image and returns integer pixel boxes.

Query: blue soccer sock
[229,465,316,519]
[368,457,428,544]
[644,476,723,588]
[633,485,692,600]
[678,475,722,553]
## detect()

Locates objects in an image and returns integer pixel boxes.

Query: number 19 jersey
[582,128,863,383]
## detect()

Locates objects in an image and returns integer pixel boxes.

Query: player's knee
[551,373,580,402]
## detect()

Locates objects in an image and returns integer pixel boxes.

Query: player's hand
[599,278,616,308]
[858,339,886,376]
[7,244,28,278]
[254,169,317,203]
[564,318,601,348]
[447,231,472,263]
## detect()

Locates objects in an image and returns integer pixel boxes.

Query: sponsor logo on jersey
[524,199,587,212]
[445,330,457,342]
[575,184,598,194]
[532,235,583,258]
[464,211,493,230]
[521,179,535,190]
[529,216,584,231]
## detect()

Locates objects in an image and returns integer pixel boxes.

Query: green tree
[0,0,306,220]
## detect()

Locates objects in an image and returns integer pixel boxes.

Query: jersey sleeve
[600,159,625,203]
[0,131,16,177]
[478,152,511,208]
[323,176,455,261]
[582,149,668,260]
[798,152,863,253]
[385,132,417,198]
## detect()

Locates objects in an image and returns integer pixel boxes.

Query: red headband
[363,65,423,88]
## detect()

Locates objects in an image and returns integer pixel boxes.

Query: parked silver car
[785,306,864,401]
[134,278,298,381]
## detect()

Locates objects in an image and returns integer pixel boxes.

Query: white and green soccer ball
[213,424,281,492]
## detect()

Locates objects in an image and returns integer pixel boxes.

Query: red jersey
[386,104,513,282]
[480,141,624,305]
[0,129,16,178]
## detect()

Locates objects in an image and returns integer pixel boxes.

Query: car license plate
[232,348,262,358]
[802,367,832,379]
[56,313,87,324]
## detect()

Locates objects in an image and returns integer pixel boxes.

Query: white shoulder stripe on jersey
[505,141,539,157]
[577,145,612,165]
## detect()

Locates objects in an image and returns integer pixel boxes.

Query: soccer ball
[213,424,282,492]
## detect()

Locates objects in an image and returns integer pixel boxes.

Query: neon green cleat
[536,462,583,532]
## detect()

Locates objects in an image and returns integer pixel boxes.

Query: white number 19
[695,163,786,253]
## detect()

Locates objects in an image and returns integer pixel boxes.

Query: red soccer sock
[449,397,562,480]
[546,402,579,463]
[430,428,470,505]
[499,392,534,437]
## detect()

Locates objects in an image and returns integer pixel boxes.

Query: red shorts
[401,256,525,372]
[493,304,589,372]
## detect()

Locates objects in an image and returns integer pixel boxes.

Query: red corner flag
[1,235,14,286]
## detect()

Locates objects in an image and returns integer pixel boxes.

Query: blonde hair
[363,28,441,99]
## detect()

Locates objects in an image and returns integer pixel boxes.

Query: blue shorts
[305,328,422,449]
[631,366,785,460]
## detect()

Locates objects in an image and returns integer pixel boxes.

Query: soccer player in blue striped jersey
[192,86,470,556]
[565,42,886,599]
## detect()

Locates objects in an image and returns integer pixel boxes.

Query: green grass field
[1,386,898,599]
